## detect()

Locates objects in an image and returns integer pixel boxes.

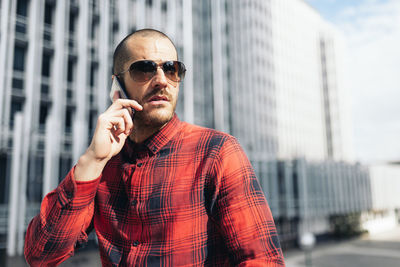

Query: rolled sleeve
[57,166,101,209]
[25,166,101,266]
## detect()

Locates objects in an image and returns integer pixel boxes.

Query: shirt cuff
[57,166,101,209]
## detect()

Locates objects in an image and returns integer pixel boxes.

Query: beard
[134,105,175,128]
[133,88,178,130]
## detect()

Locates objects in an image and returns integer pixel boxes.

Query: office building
[0,0,382,255]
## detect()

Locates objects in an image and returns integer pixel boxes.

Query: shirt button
[132,240,140,247]
[131,199,137,206]
[137,162,143,167]
[66,191,73,199]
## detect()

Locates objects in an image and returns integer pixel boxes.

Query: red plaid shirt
[25,115,284,266]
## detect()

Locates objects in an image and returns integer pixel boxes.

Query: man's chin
[135,109,174,128]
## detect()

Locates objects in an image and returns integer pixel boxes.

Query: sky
[305,0,400,164]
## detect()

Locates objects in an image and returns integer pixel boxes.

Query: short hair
[112,28,177,75]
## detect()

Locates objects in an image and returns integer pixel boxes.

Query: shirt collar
[122,113,182,158]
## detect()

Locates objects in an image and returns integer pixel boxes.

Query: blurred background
[0,0,399,266]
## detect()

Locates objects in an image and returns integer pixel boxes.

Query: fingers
[98,114,125,135]
[108,108,134,135]
[95,99,141,142]
[107,99,143,113]
[98,107,135,137]
[109,117,125,136]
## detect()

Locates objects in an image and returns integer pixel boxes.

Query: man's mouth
[147,95,169,102]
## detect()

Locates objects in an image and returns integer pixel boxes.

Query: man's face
[121,36,180,128]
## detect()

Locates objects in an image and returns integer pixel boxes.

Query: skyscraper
[0,0,368,255]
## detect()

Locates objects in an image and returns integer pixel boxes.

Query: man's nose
[151,67,168,88]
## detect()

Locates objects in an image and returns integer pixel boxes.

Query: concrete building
[270,0,353,162]
[362,163,400,234]
[212,0,367,247]
[0,0,195,256]
[208,0,354,163]
[0,0,387,256]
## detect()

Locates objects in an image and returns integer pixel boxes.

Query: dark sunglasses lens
[129,60,186,82]
[162,61,179,82]
[177,62,186,81]
[129,60,157,82]
[163,61,186,82]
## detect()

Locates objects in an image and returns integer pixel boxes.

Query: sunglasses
[117,60,186,83]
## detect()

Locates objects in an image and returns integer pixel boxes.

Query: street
[284,226,400,267]
[5,226,400,266]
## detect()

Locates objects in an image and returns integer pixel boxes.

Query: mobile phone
[110,76,135,119]
[110,76,129,100]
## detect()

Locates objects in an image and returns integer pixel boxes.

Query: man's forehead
[125,36,177,61]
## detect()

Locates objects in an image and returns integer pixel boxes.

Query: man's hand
[74,99,143,181]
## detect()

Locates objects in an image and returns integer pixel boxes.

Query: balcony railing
[15,15,28,40]
[43,24,53,47]
[41,77,52,101]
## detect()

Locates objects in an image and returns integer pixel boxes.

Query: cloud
[336,0,400,163]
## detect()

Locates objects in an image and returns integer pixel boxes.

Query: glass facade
[0,0,382,255]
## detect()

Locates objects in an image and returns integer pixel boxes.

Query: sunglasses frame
[116,60,186,83]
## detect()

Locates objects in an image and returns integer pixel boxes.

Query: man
[25,29,285,266]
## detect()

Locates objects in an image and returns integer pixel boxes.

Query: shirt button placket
[132,161,143,253]
[66,190,73,199]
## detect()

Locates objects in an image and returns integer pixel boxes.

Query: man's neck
[128,120,169,144]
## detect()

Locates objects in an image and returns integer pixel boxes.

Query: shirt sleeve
[24,166,101,266]
[210,136,285,266]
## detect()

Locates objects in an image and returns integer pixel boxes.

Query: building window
[91,0,98,10]
[112,20,119,32]
[66,88,74,104]
[43,27,52,42]
[15,21,27,34]
[58,156,72,182]
[88,110,97,136]
[67,59,75,82]
[16,0,28,17]
[12,78,24,90]
[0,153,9,203]
[69,11,77,33]
[146,0,153,7]
[44,1,54,25]
[39,103,49,127]
[9,101,24,126]
[65,107,73,133]
[91,18,98,40]
[41,53,52,77]
[41,83,49,95]
[161,1,167,12]
[27,156,44,202]
[13,45,26,71]
[89,63,97,87]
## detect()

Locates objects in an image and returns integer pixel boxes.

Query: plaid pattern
[25,114,285,266]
